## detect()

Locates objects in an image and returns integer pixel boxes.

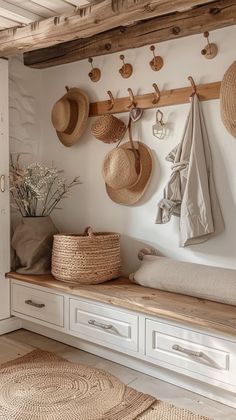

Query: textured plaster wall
[9,56,42,158]
[9,56,43,228]
[9,26,236,275]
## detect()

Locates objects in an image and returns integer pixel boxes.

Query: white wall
[9,56,42,158]
[10,26,236,275]
[9,56,43,229]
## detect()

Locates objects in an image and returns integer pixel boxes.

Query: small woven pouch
[91,114,127,143]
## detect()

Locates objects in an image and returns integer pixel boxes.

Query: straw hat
[91,114,127,143]
[103,141,153,205]
[51,87,89,147]
[220,61,236,139]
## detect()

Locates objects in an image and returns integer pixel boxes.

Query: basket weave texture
[91,114,126,143]
[51,227,121,284]
[220,60,236,139]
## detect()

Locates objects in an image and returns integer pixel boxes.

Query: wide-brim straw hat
[220,61,236,139]
[91,114,127,143]
[103,141,153,205]
[51,87,89,147]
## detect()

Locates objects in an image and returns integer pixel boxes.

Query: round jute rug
[0,349,212,420]
[0,350,155,420]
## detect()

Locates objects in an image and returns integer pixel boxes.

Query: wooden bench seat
[7,272,236,336]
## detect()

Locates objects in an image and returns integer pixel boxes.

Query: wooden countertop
[7,272,236,337]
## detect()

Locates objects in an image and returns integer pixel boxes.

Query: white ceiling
[0,0,92,29]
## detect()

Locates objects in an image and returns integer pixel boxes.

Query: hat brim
[105,141,153,205]
[220,60,236,139]
[55,88,89,147]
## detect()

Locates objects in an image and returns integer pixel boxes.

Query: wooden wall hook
[188,76,197,96]
[149,45,164,71]
[107,90,115,110]
[127,88,136,108]
[89,81,221,117]
[201,31,218,60]
[119,54,133,79]
[88,57,101,82]
[152,83,160,104]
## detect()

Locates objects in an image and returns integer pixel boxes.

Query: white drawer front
[12,283,64,327]
[69,299,138,352]
[146,319,236,385]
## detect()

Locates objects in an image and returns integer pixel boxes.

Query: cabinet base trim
[0,317,22,335]
[21,319,236,409]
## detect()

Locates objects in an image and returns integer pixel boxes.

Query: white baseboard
[0,317,22,335]
[22,319,236,409]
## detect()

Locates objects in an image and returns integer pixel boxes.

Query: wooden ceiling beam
[24,0,236,69]
[0,0,40,24]
[26,0,75,14]
[0,0,217,56]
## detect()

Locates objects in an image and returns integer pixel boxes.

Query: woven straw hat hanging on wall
[220,61,236,139]
[51,87,89,147]
[102,140,153,206]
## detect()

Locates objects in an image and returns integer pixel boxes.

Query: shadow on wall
[138,148,161,206]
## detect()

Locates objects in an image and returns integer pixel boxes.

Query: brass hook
[88,57,101,82]
[201,31,218,60]
[152,83,160,104]
[119,55,133,79]
[127,88,136,108]
[107,90,115,110]
[203,31,211,54]
[149,45,164,72]
[188,76,197,96]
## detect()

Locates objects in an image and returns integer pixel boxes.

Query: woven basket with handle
[51,227,121,284]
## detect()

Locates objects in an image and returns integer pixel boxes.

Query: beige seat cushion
[131,255,236,306]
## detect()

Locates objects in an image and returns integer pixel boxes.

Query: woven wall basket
[51,227,121,284]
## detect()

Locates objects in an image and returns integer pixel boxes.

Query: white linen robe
[156,94,224,247]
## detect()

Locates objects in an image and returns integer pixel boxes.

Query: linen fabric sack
[131,255,236,306]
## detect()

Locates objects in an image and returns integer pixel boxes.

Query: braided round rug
[0,349,212,420]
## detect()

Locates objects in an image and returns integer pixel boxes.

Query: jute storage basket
[51,227,121,284]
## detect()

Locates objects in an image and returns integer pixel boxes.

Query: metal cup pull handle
[0,175,5,192]
[172,344,204,358]
[88,319,113,330]
[25,299,45,309]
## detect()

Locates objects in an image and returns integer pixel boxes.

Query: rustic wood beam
[0,0,217,56]
[24,0,236,69]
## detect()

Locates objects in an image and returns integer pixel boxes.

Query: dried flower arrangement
[10,155,81,217]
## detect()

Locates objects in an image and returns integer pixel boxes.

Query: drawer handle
[0,175,5,192]
[88,319,113,330]
[25,299,45,309]
[172,344,204,358]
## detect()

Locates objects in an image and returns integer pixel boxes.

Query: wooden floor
[1,329,236,420]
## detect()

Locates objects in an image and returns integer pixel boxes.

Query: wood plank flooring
[1,329,236,419]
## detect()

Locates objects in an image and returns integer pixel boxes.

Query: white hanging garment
[156,94,224,247]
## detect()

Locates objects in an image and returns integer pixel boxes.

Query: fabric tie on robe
[156,94,224,247]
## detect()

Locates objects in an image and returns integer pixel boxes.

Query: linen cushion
[131,255,236,306]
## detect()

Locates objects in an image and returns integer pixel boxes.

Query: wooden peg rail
[89,81,221,117]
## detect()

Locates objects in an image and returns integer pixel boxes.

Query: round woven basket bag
[51,227,121,284]
[91,114,127,143]
[220,60,236,139]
